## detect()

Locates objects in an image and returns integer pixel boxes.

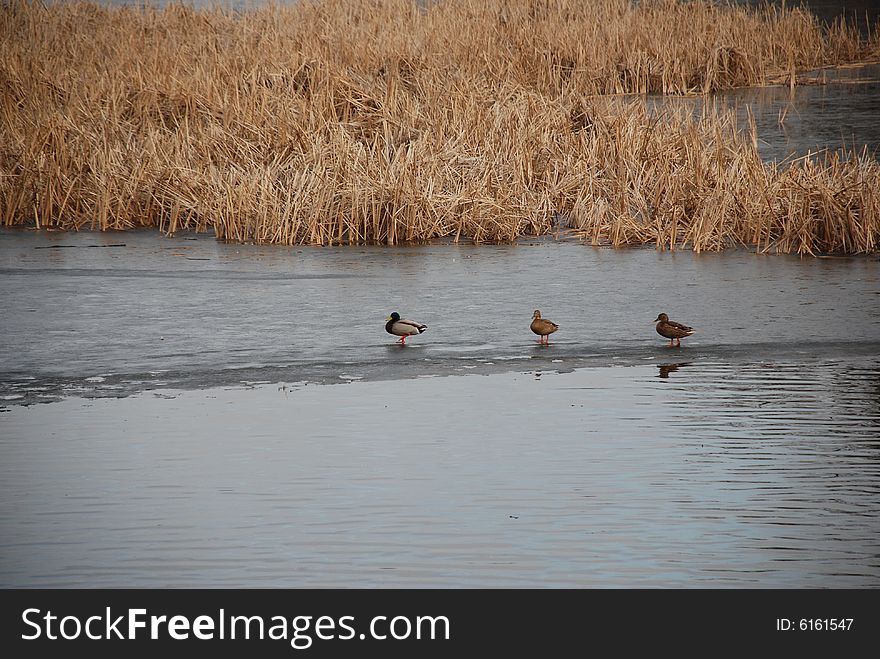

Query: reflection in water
[658,363,689,379]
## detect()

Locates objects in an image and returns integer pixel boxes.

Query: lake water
[1,359,878,588]
[1,230,878,587]
[679,63,880,163]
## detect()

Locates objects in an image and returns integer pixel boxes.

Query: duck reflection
[658,363,690,379]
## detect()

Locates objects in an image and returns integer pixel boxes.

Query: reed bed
[1,0,878,253]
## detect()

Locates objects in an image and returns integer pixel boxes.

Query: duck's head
[387,312,401,322]
[532,310,542,319]
[654,313,668,323]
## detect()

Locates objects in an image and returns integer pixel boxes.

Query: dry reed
[1,0,878,253]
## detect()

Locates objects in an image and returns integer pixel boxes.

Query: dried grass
[1,0,878,253]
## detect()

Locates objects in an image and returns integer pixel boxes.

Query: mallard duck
[385,312,427,344]
[654,313,695,347]
[530,310,559,345]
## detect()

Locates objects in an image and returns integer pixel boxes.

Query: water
[1,230,879,587]
[1,229,879,404]
[1,358,877,587]
[684,64,880,162]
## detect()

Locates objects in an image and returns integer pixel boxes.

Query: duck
[385,312,427,344]
[654,313,695,347]
[530,310,559,345]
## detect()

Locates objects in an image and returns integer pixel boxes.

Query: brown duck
[530,310,559,345]
[654,313,695,347]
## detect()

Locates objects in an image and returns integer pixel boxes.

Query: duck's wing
[660,322,694,338]
[667,320,694,334]
[395,319,427,334]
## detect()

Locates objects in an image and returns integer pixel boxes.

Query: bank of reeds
[1,0,878,253]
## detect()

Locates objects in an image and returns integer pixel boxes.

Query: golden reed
[1,0,878,253]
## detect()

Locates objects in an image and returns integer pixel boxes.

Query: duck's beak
[386,316,393,321]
